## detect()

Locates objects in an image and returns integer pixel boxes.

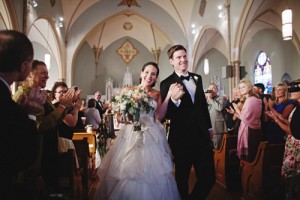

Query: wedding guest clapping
[0,30,46,199]
[227,80,262,162]
[13,60,78,196]
[266,79,300,199]
[264,83,295,144]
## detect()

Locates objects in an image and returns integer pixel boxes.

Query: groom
[160,44,215,200]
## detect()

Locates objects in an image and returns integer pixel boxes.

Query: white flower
[194,76,198,84]
[115,96,121,101]
[111,87,154,122]
[120,103,126,111]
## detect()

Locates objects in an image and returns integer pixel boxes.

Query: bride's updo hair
[140,62,159,87]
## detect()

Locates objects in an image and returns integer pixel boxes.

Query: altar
[87,67,133,102]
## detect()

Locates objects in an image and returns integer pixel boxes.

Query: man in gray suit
[206,82,228,149]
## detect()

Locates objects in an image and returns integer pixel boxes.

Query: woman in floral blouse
[266,79,300,199]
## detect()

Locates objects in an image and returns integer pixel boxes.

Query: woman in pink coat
[227,80,262,162]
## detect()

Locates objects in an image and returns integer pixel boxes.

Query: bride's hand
[170,83,185,101]
[167,83,176,97]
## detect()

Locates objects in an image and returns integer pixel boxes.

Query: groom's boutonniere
[193,76,198,84]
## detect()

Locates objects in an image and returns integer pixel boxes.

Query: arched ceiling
[2,0,299,80]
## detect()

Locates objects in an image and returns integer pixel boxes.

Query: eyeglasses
[55,90,67,94]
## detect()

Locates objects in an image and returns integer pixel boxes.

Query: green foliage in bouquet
[111,87,154,122]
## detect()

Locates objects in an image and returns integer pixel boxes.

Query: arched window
[254,51,272,94]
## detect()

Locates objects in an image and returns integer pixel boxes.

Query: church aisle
[89,167,242,200]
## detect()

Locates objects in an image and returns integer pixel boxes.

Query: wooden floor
[88,167,242,200]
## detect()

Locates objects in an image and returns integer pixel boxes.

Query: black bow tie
[180,75,190,81]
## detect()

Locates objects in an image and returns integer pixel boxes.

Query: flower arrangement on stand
[97,114,117,157]
[111,87,154,131]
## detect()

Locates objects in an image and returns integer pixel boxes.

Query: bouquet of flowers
[111,87,154,129]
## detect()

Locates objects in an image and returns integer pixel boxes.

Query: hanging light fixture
[282,0,292,40]
[204,58,209,75]
[204,31,209,75]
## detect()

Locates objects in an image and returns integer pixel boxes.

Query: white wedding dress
[93,100,180,200]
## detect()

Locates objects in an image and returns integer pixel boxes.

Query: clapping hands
[265,110,276,120]
[60,86,81,108]
[226,103,239,115]
[17,87,47,115]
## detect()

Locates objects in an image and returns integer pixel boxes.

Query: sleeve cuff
[171,97,181,107]
[28,114,36,121]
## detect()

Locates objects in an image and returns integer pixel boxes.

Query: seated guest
[265,83,295,144]
[227,80,262,162]
[0,30,46,199]
[86,98,102,131]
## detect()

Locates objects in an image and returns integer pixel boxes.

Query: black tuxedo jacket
[160,72,212,153]
[0,80,38,190]
[95,99,105,117]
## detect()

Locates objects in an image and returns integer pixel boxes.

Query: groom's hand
[171,83,185,101]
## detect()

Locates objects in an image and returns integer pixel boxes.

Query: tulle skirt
[93,118,180,200]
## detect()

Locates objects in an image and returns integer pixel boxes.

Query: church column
[225,0,234,99]
[23,0,28,34]
[151,48,161,64]
[233,60,241,88]
[92,45,103,89]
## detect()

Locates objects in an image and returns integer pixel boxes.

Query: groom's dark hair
[167,44,186,59]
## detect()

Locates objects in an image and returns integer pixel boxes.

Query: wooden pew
[240,141,285,200]
[73,131,97,175]
[57,149,81,199]
[73,131,97,155]
[214,134,240,191]
[72,137,91,199]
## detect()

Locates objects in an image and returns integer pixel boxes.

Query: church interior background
[1,0,300,101]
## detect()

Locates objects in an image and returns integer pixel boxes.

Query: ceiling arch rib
[192,27,227,71]
[28,18,62,77]
[85,12,171,52]
[66,0,185,53]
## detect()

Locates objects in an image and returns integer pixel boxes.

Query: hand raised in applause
[265,110,276,120]
[59,87,79,108]
[17,87,47,115]
[170,83,185,101]
[72,98,82,111]
[226,106,235,115]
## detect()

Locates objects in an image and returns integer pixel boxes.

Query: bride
[93,62,184,200]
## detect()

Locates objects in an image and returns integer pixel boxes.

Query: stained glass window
[254,51,272,94]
